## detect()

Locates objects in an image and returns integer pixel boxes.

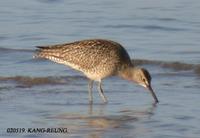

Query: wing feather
[35,39,132,73]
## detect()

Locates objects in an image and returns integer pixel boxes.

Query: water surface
[0,0,200,138]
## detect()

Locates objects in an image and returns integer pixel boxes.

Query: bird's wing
[35,39,132,72]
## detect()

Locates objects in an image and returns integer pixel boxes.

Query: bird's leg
[88,80,94,104]
[98,81,108,103]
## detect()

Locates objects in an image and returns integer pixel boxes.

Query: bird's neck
[118,66,137,82]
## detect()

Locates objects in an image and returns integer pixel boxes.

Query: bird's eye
[142,78,146,82]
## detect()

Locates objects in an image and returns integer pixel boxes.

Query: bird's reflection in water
[88,103,107,116]
[52,103,157,138]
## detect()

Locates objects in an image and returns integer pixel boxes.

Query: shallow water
[0,0,200,138]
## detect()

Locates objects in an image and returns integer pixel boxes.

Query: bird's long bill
[147,85,159,103]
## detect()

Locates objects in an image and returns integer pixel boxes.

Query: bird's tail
[34,46,49,58]
[33,46,65,64]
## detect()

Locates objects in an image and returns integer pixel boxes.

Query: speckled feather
[35,39,132,81]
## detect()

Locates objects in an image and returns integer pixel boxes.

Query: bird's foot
[89,100,93,104]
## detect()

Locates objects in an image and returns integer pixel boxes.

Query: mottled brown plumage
[36,39,132,81]
[35,39,159,103]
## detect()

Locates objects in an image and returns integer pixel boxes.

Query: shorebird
[34,39,159,104]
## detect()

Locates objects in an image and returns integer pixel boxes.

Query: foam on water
[133,59,200,74]
[0,75,85,88]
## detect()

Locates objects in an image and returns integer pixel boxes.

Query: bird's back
[35,39,132,80]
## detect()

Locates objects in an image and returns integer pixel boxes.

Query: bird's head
[119,67,159,103]
[132,67,159,103]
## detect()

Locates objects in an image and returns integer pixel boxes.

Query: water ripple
[103,24,186,32]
